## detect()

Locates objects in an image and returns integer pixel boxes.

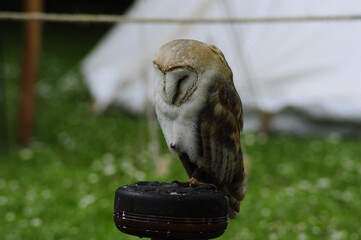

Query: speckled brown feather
[196,76,247,218]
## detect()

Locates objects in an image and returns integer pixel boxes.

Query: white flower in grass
[330,230,346,240]
[31,218,42,228]
[23,206,33,216]
[298,232,307,240]
[58,132,76,150]
[316,178,331,189]
[269,232,278,240]
[285,186,296,196]
[102,153,114,164]
[121,160,146,180]
[37,83,52,98]
[277,163,294,176]
[297,180,312,192]
[312,226,321,235]
[103,164,116,176]
[6,212,16,222]
[0,196,8,206]
[261,208,271,217]
[296,222,307,231]
[79,194,96,208]
[259,220,268,229]
[342,159,354,171]
[9,180,19,191]
[134,171,145,181]
[19,148,33,160]
[88,173,99,183]
[41,189,52,199]
[236,228,253,239]
[244,134,256,146]
[277,224,287,235]
[341,190,353,202]
[25,190,37,202]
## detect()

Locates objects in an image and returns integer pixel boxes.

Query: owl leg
[176,154,216,189]
[178,153,196,178]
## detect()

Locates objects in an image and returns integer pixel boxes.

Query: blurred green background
[0,2,361,240]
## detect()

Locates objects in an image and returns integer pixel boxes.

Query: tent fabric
[81,0,361,136]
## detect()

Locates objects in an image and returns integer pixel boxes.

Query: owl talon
[171,179,216,190]
[172,180,191,188]
[189,178,218,190]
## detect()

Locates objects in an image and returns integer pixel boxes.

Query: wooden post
[0,32,8,151]
[17,0,43,146]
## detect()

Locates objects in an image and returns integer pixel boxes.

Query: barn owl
[153,39,247,218]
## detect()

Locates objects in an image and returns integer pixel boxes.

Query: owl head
[153,39,233,106]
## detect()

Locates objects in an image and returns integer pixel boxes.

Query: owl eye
[177,75,189,91]
[171,75,188,104]
[178,75,188,82]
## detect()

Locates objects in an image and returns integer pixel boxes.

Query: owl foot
[172,178,217,190]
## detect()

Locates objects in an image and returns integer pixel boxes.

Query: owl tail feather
[221,173,247,219]
[227,197,240,219]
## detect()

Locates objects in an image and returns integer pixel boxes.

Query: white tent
[82,0,361,136]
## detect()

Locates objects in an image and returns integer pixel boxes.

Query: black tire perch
[113,181,229,240]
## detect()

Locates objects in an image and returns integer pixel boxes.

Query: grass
[0,22,361,240]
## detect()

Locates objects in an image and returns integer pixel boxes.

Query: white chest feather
[154,75,212,163]
[155,97,199,163]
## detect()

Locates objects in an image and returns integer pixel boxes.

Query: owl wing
[196,77,247,217]
[197,77,243,183]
